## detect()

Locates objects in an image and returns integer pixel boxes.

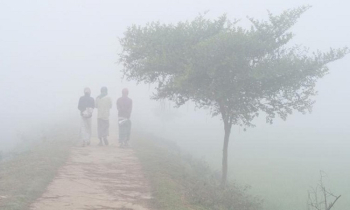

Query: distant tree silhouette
[308,171,341,210]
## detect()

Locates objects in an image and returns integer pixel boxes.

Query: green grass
[0,133,73,210]
[133,132,200,210]
[132,132,261,210]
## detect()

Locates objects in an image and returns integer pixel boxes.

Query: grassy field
[132,131,262,210]
[0,128,74,210]
[227,157,349,210]
[176,147,349,210]
[157,125,350,210]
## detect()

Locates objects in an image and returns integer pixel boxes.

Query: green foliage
[119,6,348,126]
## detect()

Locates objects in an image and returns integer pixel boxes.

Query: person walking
[117,88,132,147]
[78,87,95,147]
[96,87,112,146]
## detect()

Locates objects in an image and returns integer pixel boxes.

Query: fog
[1,0,349,209]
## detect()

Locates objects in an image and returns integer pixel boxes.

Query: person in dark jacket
[117,88,132,147]
[78,87,95,146]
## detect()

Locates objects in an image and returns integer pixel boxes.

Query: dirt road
[30,142,152,210]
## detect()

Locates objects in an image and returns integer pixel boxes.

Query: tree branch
[327,195,341,210]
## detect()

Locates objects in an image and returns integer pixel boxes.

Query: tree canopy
[120,6,347,126]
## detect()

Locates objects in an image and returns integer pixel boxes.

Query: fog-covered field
[1,1,349,210]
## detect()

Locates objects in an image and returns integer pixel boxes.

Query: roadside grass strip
[133,132,262,210]
[0,129,74,210]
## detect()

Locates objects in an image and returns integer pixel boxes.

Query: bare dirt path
[30,141,152,210]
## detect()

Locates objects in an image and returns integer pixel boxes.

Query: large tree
[119,6,348,185]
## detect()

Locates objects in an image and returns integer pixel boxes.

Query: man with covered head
[78,87,95,146]
[96,86,112,146]
[117,88,133,147]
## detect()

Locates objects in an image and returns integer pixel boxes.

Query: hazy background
[1,1,349,209]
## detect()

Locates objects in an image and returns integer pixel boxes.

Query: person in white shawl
[78,87,95,146]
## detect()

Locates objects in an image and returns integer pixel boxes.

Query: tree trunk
[221,119,232,187]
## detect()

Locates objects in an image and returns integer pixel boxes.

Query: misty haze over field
[1,1,349,210]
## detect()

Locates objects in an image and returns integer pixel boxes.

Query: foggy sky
[1,1,349,209]
[2,0,348,153]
